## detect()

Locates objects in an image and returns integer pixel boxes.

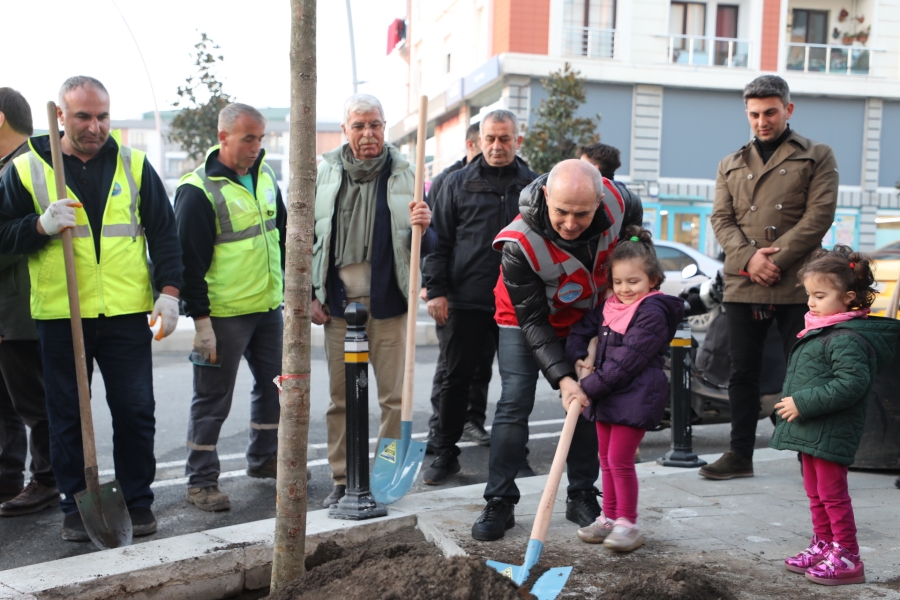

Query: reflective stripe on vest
[196,164,278,244]
[493,177,626,330]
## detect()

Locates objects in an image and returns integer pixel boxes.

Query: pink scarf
[602,290,665,334]
[797,308,870,339]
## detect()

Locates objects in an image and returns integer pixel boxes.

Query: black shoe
[516,459,537,479]
[472,497,515,541]
[699,451,754,480]
[422,452,460,485]
[62,511,90,542]
[425,427,437,455]
[566,489,602,527]
[0,481,23,504]
[0,479,60,516]
[322,485,346,508]
[129,506,158,537]
[461,421,491,446]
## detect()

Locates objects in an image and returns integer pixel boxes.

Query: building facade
[390,0,900,253]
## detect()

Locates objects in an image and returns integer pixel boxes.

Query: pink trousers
[802,453,858,554]
[596,421,646,523]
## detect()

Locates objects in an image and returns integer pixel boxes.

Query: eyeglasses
[349,121,384,133]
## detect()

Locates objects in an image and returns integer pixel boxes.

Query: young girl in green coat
[771,245,900,586]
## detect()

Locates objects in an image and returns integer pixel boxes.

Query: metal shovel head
[487,540,572,600]
[74,479,133,550]
[371,421,426,504]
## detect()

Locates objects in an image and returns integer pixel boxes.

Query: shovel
[371,95,428,504]
[486,400,582,599]
[46,102,133,550]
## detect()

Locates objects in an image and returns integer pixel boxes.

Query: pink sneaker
[576,516,614,543]
[784,535,829,574]
[805,542,866,586]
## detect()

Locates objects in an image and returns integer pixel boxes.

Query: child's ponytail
[607,225,665,290]
[798,245,877,309]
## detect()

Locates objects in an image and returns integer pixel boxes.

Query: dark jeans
[38,314,156,514]
[428,319,493,430]
[484,326,599,503]
[0,340,54,488]
[725,302,806,458]
[432,310,497,454]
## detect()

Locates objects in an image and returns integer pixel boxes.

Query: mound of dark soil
[600,564,736,600]
[268,528,531,600]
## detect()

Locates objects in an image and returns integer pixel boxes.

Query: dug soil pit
[267,526,532,600]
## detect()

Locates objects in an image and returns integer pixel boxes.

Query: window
[670,2,706,44]
[791,9,828,44]
[714,5,742,66]
[562,0,616,58]
[655,245,697,272]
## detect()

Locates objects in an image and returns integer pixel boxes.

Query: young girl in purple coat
[566,226,684,551]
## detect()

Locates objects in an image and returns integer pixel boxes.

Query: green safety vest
[13,132,153,320]
[178,147,283,317]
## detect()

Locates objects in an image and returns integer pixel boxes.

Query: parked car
[653,240,723,297]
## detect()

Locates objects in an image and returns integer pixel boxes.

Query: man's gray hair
[58,76,108,110]
[546,159,604,198]
[343,94,385,124]
[743,75,791,106]
[479,109,519,137]
[218,103,266,132]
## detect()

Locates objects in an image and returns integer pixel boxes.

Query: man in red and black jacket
[472,159,642,541]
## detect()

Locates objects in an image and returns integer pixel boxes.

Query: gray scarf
[334,145,389,268]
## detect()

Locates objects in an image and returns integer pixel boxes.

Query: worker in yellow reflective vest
[174,103,286,513]
[0,76,183,542]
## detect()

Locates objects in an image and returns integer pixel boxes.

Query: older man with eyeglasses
[312,94,436,507]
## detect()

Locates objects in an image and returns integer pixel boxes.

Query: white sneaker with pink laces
[603,517,644,552]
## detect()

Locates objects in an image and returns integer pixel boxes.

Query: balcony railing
[663,34,750,68]
[786,43,870,75]
[562,26,616,59]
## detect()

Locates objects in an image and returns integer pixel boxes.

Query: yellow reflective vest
[13,132,153,319]
[178,147,283,317]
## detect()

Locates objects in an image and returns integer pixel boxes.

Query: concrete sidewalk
[1,449,898,598]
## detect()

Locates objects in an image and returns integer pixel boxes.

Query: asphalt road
[0,345,776,571]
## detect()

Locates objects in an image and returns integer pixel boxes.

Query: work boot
[603,518,645,552]
[805,542,866,585]
[699,451,753,480]
[0,481,22,504]
[785,535,830,574]
[461,421,491,446]
[577,516,614,543]
[246,457,277,479]
[422,452,460,485]
[566,489,602,527]
[471,497,515,541]
[322,485,346,508]
[0,479,60,516]
[61,511,90,542]
[186,486,231,512]
[129,506,158,537]
[425,427,437,455]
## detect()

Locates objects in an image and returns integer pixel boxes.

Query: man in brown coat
[704,75,838,479]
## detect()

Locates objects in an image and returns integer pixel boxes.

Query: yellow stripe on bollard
[344,352,369,363]
[670,339,692,347]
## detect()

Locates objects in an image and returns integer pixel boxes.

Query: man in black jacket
[578,142,644,230]
[421,110,538,484]
[472,159,643,541]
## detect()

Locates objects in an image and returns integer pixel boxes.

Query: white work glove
[38,198,81,236]
[149,293,179,341]
[193,317,217,364]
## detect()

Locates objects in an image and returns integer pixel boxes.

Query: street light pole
[346,0,359,94]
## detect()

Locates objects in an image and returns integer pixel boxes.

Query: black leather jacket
[498,174,643,388]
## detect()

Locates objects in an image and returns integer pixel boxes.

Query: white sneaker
[603,517,644,552]
[577,516,615,543]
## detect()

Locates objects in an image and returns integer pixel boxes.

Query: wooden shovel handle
[46,103,99,486]
[400,95,428,422]
[530,400,583,544]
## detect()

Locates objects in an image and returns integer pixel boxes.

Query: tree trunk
[271,0,316,591]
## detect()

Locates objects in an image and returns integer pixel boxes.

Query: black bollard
[329,303,388,520]
[658,313,707,468]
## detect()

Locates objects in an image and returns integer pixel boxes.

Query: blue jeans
[38,314,156,514]
[484,326,599,503]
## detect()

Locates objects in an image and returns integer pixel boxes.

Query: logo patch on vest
[111,182,122,197]
[265,188,275,205]
[558,282,583,303]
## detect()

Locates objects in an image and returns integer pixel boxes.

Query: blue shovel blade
[371,421,426,504]
[487,540,572,600]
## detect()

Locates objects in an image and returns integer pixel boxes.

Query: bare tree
[270,0,316,591]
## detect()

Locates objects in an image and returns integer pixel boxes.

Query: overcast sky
[4,0,409,126]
